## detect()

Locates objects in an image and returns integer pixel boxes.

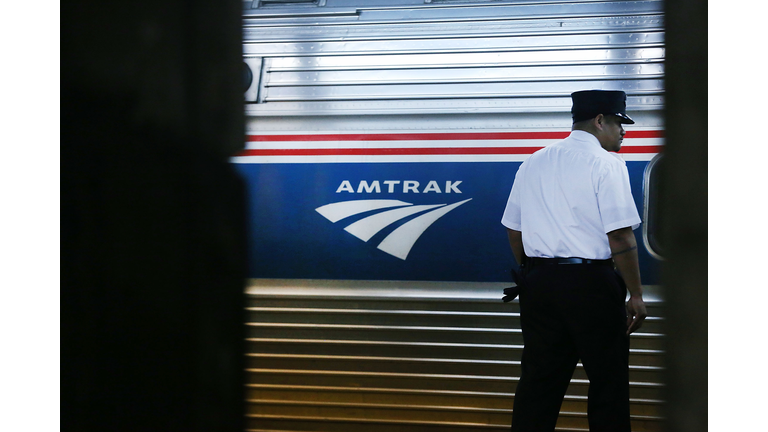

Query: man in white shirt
[501,90,647,432]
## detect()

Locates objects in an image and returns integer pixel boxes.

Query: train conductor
[501,90,647,432]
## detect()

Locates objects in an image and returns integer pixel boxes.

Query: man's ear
[594,114,605,131]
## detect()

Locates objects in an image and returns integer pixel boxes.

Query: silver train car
[236,1,666,431]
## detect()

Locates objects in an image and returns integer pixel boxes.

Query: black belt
[529,257,613,266]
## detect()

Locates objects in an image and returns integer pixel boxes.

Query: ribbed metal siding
[243,0,665,115]
[242,1,665,431]
[245,281,664,432]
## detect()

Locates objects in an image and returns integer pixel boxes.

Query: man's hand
[626,295,647,335]
[607,227,646,335]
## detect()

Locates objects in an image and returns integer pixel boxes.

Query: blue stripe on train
[234,161,660,284]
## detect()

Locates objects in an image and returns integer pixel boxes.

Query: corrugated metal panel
[244,280,665,432]
[243,0,664,115]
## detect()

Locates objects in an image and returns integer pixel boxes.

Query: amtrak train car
[235,1,665,431]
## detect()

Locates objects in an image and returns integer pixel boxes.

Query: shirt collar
[568,130,602,149]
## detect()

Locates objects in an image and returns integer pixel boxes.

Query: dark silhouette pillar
[61,1,247,431]
[661,0,708,431]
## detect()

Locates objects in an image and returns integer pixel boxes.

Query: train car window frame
[244,57,263,103]
[642,153,665,260]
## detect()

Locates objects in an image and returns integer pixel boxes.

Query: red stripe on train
[237,145,663,157]
[246,130,664,142]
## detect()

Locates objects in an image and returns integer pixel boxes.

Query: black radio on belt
[502,256,530,303]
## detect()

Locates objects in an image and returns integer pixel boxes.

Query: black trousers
[510,262,631,432]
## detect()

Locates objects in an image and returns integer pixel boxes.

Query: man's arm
[607,226,647,335]
[507,229,524,266]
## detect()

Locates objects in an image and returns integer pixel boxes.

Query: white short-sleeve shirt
[501,130,641,260]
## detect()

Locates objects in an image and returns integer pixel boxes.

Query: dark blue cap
[571,90,635,124]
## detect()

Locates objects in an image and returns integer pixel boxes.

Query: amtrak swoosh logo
[315,198,472,260]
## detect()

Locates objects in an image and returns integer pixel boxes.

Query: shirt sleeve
[501,163,525,230]
[596,158,642,233]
